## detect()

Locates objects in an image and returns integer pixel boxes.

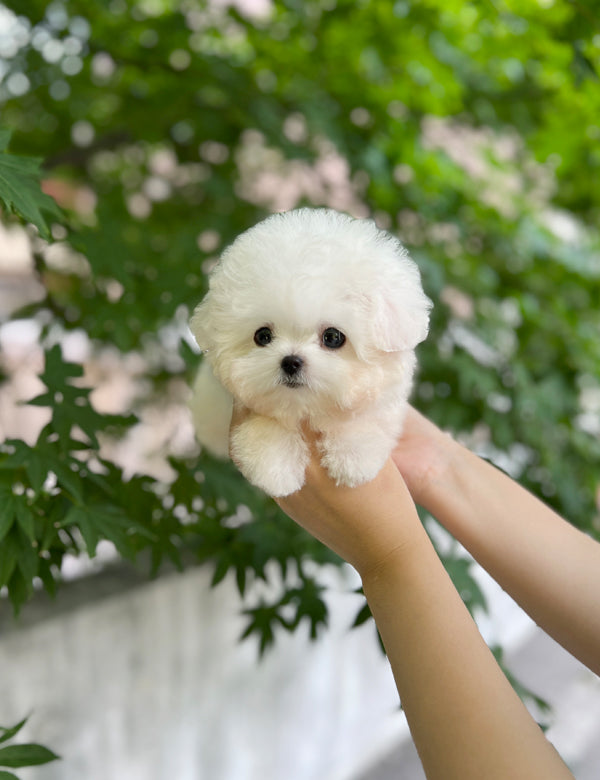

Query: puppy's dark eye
[322,327,346,349]
[254,326,273,347]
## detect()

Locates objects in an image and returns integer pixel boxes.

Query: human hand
[230,404,424,578]
[391,406,457,509]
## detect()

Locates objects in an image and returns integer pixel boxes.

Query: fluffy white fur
[189,208,432,497]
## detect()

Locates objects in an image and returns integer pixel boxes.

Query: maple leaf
[0,129,62,240]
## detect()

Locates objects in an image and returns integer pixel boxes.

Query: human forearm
[420,434,600,675]
[278,454,573,779]
[274,441,574,779]
[361,532,574,780]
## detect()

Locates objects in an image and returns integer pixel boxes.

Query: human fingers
[392,406,456,507]
[276,452,420,576]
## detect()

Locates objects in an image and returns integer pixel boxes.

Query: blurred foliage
[0,0,599,665]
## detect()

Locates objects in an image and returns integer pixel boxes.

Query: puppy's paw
[230,415,309,497]
[319,434,389,488]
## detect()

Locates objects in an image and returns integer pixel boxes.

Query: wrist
[417,434,484,546]
[357,515,432,586]
[412,428,464,510]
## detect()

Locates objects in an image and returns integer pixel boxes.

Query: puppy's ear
[368,284,432,352]
[189,294,213,352]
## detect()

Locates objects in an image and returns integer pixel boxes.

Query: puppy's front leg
[318,414,403,488]
[230,414,309,497]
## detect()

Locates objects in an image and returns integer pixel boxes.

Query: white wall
[0,564,408,780]
[2,555,599,780]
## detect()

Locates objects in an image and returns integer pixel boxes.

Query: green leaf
[40,345,84,389]
[6,568,32,616]
[51,460,84,503]
[280,578,328,638]
[61,503,154,559]
[351,601,372,629]
[0,770,20,779]
[28,347,135,453]
[0,530,19,588]
[0,141,62,240]
[240,602,284,658]
[235,566,247,597]
[24,453,47,495]
[15,529,38,583]
[0,743,60,768]
[62,506,99,557]
[211,557,229,587]
[0,494,16,543]
[0,719,28,746]
[15,501,35,543]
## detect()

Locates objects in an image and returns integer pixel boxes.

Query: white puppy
[189,208,431,497]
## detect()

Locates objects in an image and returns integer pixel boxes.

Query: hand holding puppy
[229,401,419,576]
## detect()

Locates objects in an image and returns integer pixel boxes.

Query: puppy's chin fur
[189,208,431,496]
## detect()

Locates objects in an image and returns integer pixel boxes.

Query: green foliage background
[0,0,599,657]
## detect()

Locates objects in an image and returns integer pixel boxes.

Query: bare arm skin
[392,407,600,677]
[271,444,574,779]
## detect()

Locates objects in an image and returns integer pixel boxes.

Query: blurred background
[0,0,599,777]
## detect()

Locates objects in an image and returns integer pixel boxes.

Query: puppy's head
[190,209,431,422]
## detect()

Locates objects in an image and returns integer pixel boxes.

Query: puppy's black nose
[281,354,304,376]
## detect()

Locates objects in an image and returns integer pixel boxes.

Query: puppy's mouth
[280,376,305,389]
